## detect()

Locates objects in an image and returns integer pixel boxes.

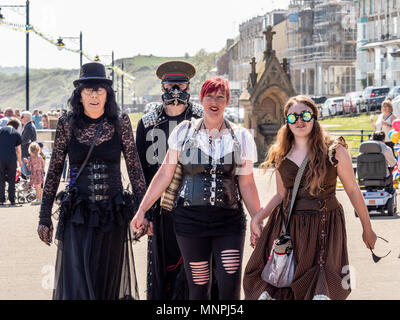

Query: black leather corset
[177,119,242,209]
[69,161,122,202]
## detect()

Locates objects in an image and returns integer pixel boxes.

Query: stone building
[286,0,357,96]
[216,10,287,92]
[240,27,296,161]
[357,0,400,89]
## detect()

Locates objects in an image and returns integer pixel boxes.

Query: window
[363,23,367,40]
[394,17,398,36]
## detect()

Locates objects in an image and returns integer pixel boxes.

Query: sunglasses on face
[286,111,317,124]
[370,236,391,263]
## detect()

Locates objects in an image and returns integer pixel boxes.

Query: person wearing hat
[135,61,204,300]
[37,62,146,300]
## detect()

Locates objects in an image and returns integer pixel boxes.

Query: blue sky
[0,0,289,69]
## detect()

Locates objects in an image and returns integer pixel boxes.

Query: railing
[326,129,375,159]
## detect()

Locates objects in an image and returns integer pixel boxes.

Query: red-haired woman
[243,95,377,300]
[132,77,261,300]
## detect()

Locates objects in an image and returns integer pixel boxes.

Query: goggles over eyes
[286,111,317,124]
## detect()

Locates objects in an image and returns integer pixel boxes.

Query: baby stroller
[356,140,397,216]
[15,171,36,204]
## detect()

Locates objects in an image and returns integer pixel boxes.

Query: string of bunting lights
[0,18,135,84]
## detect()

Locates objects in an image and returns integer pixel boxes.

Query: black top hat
[156,61,196,83]
[73,62,113,88]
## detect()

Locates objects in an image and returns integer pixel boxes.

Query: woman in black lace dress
[37,63,146,300]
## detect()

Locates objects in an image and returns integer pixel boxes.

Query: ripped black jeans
[176,234,245,300]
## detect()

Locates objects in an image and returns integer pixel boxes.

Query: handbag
[55,121,103,208]
[160,120,193,211]
[261,154,308,288]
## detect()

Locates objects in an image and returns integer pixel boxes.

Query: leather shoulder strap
[282,155,308,234]
[69,121,103,189]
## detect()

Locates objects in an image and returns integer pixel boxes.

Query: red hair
[200,77,230,103]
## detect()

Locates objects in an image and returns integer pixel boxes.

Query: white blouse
[168,118,258,163]
[376,113,394,142]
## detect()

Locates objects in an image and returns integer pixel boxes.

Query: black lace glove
[37,224,54,246]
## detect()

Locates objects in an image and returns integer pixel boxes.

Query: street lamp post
[24,0,29,111]
[112,51,115,84]
[0,0,30,111]
[121,61,124,109]
[94,52,115,84]
[56,31,83,68]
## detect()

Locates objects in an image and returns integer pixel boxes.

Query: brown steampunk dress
[243,138,351,300]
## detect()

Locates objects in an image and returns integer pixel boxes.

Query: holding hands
[131,208,152,238]
[250,208,265,248]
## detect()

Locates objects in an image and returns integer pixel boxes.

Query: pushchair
[15,171,36,204]
[356,140,397,216]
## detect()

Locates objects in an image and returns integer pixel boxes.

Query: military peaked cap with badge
[156,61,196,83]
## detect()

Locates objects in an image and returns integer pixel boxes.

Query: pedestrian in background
[25,142,45,205]
[20,111,37,178]
[0,117,22,205]
[41,113,50,129]
[370,99,397,150]
[32,109,43,130]
[14,109,21,120]
[0,108,14,128]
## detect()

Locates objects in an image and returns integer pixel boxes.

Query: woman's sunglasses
[286,111,317,124]
[371,236,391,263]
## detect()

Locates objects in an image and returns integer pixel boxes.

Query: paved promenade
[0,166,399,300]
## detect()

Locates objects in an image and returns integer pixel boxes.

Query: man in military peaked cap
[135,61,203,300]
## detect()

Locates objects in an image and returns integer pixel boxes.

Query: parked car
[321,97,345,117]
[343,91,363,114]
[387,86,400,100]
[392,95,400,117]
[311,96,327,117]
[360,86,390,112]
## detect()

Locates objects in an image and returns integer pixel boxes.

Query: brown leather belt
[290,196,340,213]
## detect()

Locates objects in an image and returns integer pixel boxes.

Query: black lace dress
[39,112,146,300]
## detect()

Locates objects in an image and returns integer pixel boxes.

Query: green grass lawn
[128,113,143,130]
[320,113,378,157]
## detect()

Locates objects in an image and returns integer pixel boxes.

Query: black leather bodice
[177,119,243,209]
[69,162,122,202]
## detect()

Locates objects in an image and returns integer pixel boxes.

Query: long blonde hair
[261,95,334,196]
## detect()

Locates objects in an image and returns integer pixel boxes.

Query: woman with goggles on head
[243,95,377,300]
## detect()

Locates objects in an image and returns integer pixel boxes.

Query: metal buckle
[91,195,109,201]
[93,173,101,180]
